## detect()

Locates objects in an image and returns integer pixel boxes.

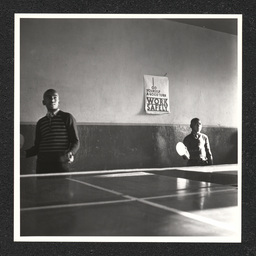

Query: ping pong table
[19,164,240,241]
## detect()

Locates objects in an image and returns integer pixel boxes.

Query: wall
[20,124,237,174]
[20,18,238,174]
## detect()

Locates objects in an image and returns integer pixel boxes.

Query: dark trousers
[36,160,69,174]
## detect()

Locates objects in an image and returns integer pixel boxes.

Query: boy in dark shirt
[183,118,213,166]
[24,89,80,173]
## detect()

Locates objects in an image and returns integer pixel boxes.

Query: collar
[191,132,201,139]
[46,109,60,118]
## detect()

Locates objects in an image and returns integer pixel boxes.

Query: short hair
[43,89,58,99]
[190,118,200,127]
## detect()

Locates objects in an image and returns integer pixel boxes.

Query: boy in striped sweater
[25,89,80,173]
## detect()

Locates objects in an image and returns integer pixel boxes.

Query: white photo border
[14,13,242,243]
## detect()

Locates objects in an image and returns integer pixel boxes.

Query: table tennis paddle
[176,142,190,159]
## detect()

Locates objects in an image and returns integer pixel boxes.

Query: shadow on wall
[204,127,238,165]
[228,132,238,163]
[20,124,238,174]
[153,125,191,167]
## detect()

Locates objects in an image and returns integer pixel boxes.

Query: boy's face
[43,91,59,111]
[191,120,202,133]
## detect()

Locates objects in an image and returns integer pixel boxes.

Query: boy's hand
[67,152,74,163]
[182,155,189,160]
[184,148,190,160]
[208,158,213,165]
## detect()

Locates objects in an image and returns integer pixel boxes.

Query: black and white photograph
[14,14,242,242]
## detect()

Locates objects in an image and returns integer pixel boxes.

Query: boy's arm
[182,137,189,160]
[67,114,80,155]
[205,135,213,165]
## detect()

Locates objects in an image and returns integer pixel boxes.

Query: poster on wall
[144,75,170,114]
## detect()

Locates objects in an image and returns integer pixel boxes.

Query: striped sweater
[26,110,80,162]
